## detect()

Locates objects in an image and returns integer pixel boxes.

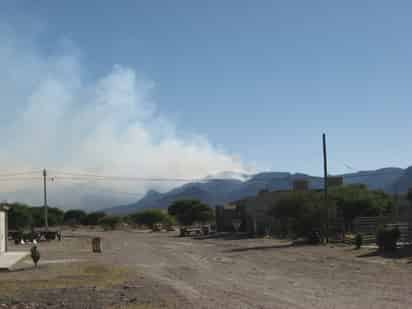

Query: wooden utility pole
[322,133,329,243]
[322,133,328,200]
[43,169,48,231]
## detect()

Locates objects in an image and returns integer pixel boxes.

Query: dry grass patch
[0,262,129,297]
[105,304,177,309]
[105,305,154,309]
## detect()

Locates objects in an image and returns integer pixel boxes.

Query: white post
[0,211,6,254]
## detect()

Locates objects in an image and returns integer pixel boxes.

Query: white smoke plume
[0,27,247,209]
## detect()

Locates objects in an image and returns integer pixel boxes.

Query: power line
[48,171,236,182]
[60,185,143,198]
[344,164,356,171]
[50,171,403,182]
[0,170,40,177]
[0,168,405,184]
[0,177,41,182]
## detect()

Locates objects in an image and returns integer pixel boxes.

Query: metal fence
[353,216,411,245]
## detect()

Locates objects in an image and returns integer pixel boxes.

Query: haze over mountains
[104,167,408,215]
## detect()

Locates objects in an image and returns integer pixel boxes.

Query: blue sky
[1,1,412,176]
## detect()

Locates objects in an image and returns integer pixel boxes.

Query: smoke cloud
[0,27,246,209]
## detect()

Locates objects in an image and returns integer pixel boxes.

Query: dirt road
[2,230,412,308]
[100,231,412,309]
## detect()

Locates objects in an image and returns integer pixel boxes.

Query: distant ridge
[104,166,407,215]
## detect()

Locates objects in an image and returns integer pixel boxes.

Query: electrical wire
[0,168,405,184]
[0,177,41,182]
[0,170,40,177]
[46,170,405,183]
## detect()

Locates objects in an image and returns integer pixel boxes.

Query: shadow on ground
[224,243,295,253]
[0,268,23,273]
[193,232,253,241]
[357,245,412,261]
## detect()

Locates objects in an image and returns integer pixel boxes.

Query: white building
[0,205,8,254]
[0,204,29,270]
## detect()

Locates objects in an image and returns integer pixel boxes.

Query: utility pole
[322,133,329,243]
[322,133,328,200]
[43,169,48,231]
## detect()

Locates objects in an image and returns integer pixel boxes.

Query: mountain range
[104,167,410,215]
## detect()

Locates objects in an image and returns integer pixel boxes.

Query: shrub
[129,209,170,228]
[355,233,363,249]
[99,216,121,231]
[268,192,329,240]
[162,214,176,227]
[376,227,400,252]
[83,211,106,226]
[64,209,87,225]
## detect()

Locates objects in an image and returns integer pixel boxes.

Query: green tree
[329,185,393,228]
[129,209,171,228]
[168,200,214,226]
[268,186,394,238]
[268,192,328,238]
[162,213,176,227]
[63,209,87,225]
[30,207,64,227]
[7,203,33,230]
[5,203,65,230]
[83,211,106,226]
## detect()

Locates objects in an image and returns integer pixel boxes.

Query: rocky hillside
[105,167,409,215]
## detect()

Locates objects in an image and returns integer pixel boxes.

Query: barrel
[92,237,102,253]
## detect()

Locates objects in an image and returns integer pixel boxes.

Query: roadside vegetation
[268,185,394,242]
[5,200,214,232]
[5,187,398,250]
[7,203,64,230]
[127,209,173,228]
[99,215,122,230]
[6,203,113,231]
[168,199,214,226]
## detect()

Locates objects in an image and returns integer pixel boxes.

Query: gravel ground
[1,230,412,308]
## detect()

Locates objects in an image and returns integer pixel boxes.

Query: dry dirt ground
[2,229,412,308]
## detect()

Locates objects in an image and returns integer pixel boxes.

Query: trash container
[92,237,102,253]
